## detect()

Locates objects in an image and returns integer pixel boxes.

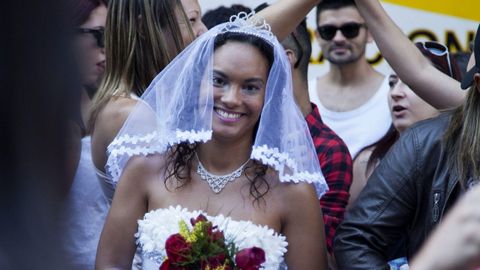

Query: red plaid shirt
[306,103,352,254]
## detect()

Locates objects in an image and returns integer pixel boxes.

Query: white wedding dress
[136,205,289,270]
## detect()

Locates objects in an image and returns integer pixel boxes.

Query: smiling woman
[211,38,271,142]
[96,14,328,270]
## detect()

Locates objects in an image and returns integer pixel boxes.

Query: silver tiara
[219,12,276,44]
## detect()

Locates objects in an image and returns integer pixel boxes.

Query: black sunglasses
[76,28,105,48]
[317,22,365,41]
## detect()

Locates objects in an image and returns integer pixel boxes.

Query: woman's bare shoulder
[97,97,138,131]
[280,181,318,202]
[92,96,139,148]
[124,154,166,178]
[273,179,322,233]
[265,170,318,207]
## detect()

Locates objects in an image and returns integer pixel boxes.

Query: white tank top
[308,77,392,158]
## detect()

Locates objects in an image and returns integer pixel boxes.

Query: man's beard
[326,46,365,65]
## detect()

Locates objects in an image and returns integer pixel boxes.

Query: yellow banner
[382,0,480,21]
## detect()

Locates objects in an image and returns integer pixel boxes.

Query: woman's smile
[214,107,244,122]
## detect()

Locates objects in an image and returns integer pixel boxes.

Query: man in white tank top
[309,0,391,158]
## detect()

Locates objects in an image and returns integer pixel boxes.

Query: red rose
[190,214,208,226]
[165,233,191,264]
[235,247,266,270]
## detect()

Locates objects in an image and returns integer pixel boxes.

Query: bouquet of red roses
[160,214,266,270]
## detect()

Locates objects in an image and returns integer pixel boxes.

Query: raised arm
[95,156,154,269]
[353,0,465,109]
[283,183,328,269]
[255,0,319,40]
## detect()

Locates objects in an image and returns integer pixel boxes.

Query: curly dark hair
[164,142,270,203]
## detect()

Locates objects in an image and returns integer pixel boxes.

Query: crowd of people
[3,0,479,269]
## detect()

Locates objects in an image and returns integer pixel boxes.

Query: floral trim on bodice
[136,205,288,269]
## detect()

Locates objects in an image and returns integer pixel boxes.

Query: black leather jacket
[334,113,462,269]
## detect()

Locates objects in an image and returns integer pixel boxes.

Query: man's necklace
[195,152,250,193]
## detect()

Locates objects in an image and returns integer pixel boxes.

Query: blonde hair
[444,85,480,185]
[89,0,193,132]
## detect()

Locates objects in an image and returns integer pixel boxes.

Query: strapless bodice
[136,205,288,269]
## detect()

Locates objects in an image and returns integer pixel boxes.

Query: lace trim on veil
[106,132,327,198]
[252,145,328,197]
[106,136,327,196]
[106,130,212,183]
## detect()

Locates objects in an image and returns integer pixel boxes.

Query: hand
[410,185,480,270]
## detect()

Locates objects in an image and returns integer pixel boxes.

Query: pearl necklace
[195,153,250,193]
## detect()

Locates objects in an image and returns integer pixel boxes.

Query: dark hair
[213,31,274,69]
[202,4,252,29]
[316,0,356,25]
[164,32,274,203]
[165,143,269,203]
[282,20,311,80]
[70,0,108,27]
[361,125,399,176]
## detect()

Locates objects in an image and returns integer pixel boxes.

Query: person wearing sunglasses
[59,0,109,270]
[334,17,480,270]
[74,1,106,104]
[308,0,391,160]
[282,19,354,270]
[348,0,468,110]
[72,0,107,137]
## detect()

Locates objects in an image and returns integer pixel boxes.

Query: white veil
[106,12,328,197]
